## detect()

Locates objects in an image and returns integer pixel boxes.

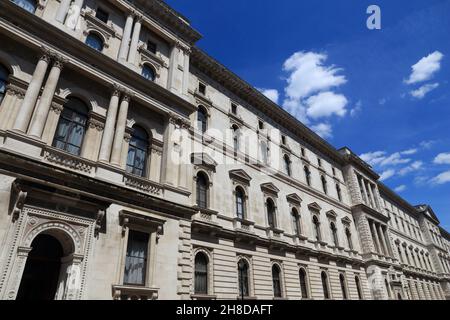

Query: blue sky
[166,0,450,229]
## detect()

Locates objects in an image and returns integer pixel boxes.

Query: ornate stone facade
[0,0,448,300]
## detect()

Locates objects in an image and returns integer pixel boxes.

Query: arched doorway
[16,234,64,300]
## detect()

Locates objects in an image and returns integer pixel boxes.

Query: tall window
[0,64,8,105]
[355,276,363,299]
[235,187,245,220]
[52,97,88,156]
[313,215,321,241]
[12,0,37,13]
[237,259,249,298]
[194,252,208,295]
[95,7,109,23]
[196,172,209,209]
[336,184,342,201]
[291,208,301,236]
[284,155,291,176]
[345,228,353,250]
[304,166,311,186]
[299,268,309,299]
[330,222,339,247]
[141,65,155,81]
[396,244,403,263]
[339,274,348,299]
[197,106,207,133]
[321,175,328,194]
[85,33,104,51]
[267,198,276,229]
[232,125,240,152]
[126,125,149,177]
[124,230,149,286]
[321,271,330,299]
[147,40,157,54]
[272,265,282,298]
[260,141,268,164]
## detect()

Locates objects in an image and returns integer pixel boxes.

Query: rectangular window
[301,147,305,157]
[258,120,264,130]
[95,8,109,23]
[318,158,322,167]
[199,82,206,95]
[281,135,286,145]
[147,40,157,54]
[231,103,237,115]
[124,230,149,286]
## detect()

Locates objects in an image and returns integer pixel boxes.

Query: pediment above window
[341,216,352,225]
[286,193,302,205]
[307,202,322,212]
[260,182,280,196]
[229,169,252,185]
[326,210,337,219]
[191,153,217,172]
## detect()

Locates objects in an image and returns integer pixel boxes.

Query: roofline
[378,182,419,215]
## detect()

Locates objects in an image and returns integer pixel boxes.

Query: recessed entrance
[16,234,64,300]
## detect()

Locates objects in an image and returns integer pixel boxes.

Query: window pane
[299,269,308,298]
[272,266,281,297]
[322,272,329,299]
[195,254,208,294]
[238,261,249,297]
[142,65,155,81]
[86,34,104,51]
[12,0,37,13]
[124,230,149,286]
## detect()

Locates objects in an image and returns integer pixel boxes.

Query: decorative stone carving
[50,102,64,114]
[123,174,163,195]
[88,118,105,131]
[43,147,94,174]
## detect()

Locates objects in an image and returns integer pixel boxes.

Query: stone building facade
[0,0,448,300]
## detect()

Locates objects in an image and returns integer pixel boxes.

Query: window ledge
[123,172,163,195]
[43,145,95,175]
[235,296,258,300]
[112,284,159,300]
[191,294,217,300]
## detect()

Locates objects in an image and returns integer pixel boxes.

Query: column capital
[52,55,68,70]
[5,84,26,98]
[133,12,143,22]
[39,46,53,63]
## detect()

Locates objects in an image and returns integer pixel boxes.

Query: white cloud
[258,88,279,104]
[380,169,395,181]
[420,140,436,149]
[379,152,411,167]
[394,185,407,192]
[431,170,450,185]
[434,153,450,165]
[401,148,418,155]
[360,151,387,166]
[311,123,332,139]
[398,161,423,176]
[283,51,347,99]
[305,91,348,119]
[379,98,387,105]
[410,83,439,99]
[350,100,362,117]
[404,51,444,84]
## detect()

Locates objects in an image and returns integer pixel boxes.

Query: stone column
[28,57,65,138]
[382,227,394,256]
[98,87,120,162]
[0,85,24,130]
[370,221,381,254]
[110,94,130,165]
[182,49,190,97]
[167,44,178,92]
[127,15,142,63]
[13,51,51,132]
[360,178,369,205]
[162,117,178,186]
[376,224,387,256]
[55,0,72,23]
[147,230,158,287]
[118,13,134,61]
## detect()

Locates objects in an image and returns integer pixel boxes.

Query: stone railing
[43,146,94,174]
[112,284,158,300]
[123,173,163,195]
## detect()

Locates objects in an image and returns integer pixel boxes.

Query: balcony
[112,284,159,300]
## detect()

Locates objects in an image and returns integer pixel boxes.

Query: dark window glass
[194,253,208,294]
[85,33,104,51]
[284,155,291,176]
[198,83,206,95]
[126,126,149,177]
[299,268,308,298]
[336,184,342,201]
[272,265,282,298]
[95,8,109,23]
[231,103,237,115]
[258,120,264,130]
[238,260,249,297]
[318,158,322,167]
[147,40,157,54]
[52,98,88,156]
[267,199,276,229]
[346,228,353,250]
[321,272,330,299]
[321,175,328,194]
[12,0,37,13]
[235,187,245,219]
[233,126,240,151]
[197,107,207,133]
[292,209,300,236]
[355,276,363,299]
[142,65,155,81]
[196,173,208,209]
[260,141,268,164]
[301,147,305,157]
[330,222,339,247]
[313,216,321,241]
[0,64,9,105]
[281,135,286,145]
[304,166,311,186]
[340,274,348,299]
[124,230,149,286]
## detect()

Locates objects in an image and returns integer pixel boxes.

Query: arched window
[330,222,339,247]
[237,259,249,298]
[126,125,149,177]
[196,172,209,209]
[321,271,330,299]
[0,64,9,105]
[355,276,363,299]
[197,106,207,133]
[12,0,37,13]
[232,125,240,152]
[284,155,291,176]
[291,208,301,236]
[272,264,282,298]
[313,215,321,241]
[267,198,276,229]
[194,252,209,295]
[339,274,348,299]
[304,166,311,186]
[321,175,328,194]
[85,33,104,51]
[299,268,309,299]
[345,228,353,250]
[52,97,89,156]
[336,183,342,201]
[141,64,155,81]
[235,187,245,220]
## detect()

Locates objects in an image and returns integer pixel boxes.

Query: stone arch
[0,50,21,77]
[58,88,96,112]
